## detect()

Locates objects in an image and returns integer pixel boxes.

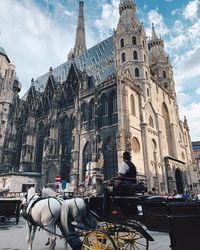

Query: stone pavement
[0,217,171,250]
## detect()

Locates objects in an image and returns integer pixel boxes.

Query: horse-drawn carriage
[22,185,200,250]
[82,194,200,250]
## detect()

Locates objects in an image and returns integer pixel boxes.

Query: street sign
[54,175,61,182]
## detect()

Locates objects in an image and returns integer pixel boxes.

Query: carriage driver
[117,151,137,186]
[103,151,137,216]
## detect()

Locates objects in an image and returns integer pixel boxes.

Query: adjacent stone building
[0,0,197,194]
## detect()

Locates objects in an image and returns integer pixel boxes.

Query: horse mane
[42,187,57,198]
[27,187,36,202]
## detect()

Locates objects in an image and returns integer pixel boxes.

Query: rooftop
[22,36,115,100]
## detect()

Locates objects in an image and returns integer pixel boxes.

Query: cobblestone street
[0,217,171,250]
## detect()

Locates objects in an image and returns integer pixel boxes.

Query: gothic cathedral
[0,0,197,195]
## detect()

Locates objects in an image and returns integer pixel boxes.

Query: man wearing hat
[117,151,137,185]
[103,151,137,216]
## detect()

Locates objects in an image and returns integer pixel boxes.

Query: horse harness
[22,196,63,228]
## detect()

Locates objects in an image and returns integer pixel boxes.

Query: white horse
[60,198,98,250]
[22,187,97,250]
[22,187,64,250]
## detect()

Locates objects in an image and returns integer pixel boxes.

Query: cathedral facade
[0,0,198,194]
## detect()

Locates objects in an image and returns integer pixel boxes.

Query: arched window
[152,139,157,162]
[60,116,73,181]
[120,38,124,48]
[163,71,167,78]
[146,71,148,80]
[81,102,88,130]
[88,99,95,130]
[132,137,140,153]
[102,137,117,180]
[130,95,136,116]
[82,142,92,182]
[101,95,108,127]
[182,152,185,161]
[110,92,117,124]
[149,116,154,128]
[135,68,140,77]
[133,51,138,60]
[144,54,146,63]
[13,128,23,172]
[147,88,150,96]
[162,103,173,156]
[132,36,137,45]
[121,52,126,63]
[164,82,168,89]
[35,122,46,172]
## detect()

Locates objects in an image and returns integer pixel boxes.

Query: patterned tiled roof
[33,36,115,93]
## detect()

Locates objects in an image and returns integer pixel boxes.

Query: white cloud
[95,0,120,39]
[171,9,179,16]
[64,10,74,16]
[196,88,200,95]
[147,10,169,37]
[179,102,200,141]
[183,0,200,20]
[0,0,95,96]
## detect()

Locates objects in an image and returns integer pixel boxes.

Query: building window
[135,68,140,77]
[133,51,138,60]
[132,36,137,45]
[35,123,46,173]
[81,102,88,131]
[82,142,92,182]
[102,136,117,180]
[130,95,136,116]
[88,99,95,130]
[164,82,168,89]
[121,52,126,63]
[146,71,148,80]
[147,88,149,97]
[132,137,140,153]
[101,95,109,127]
[144,54,146,63]
[163,71,167,78]
[149,116,154,128]
[120,38,124,48]
[110,92,118,124]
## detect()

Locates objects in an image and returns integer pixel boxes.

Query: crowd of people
[148,187,200,201]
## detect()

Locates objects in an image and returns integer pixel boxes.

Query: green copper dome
[0,46,7,56]
[0,46,10,62]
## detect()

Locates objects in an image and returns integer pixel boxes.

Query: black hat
[122,151,131,159]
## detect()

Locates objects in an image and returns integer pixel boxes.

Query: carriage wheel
[82,229,117,250]
[114,229,149,250]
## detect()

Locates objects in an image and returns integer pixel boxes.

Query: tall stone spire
[151,23,159,40]
[118,0,136,27]
[74,0,86,57]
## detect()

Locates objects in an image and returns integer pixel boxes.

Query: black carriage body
[0,198,21,224]
[86,195,200,250]
[87,195,144,222]
[142,197,200,250]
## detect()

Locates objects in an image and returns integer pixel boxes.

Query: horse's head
[72,198,98,229]
[27,186,37,203]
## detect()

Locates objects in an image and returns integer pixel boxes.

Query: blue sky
[0,0,200,141]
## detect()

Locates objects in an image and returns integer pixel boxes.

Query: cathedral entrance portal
[175,168,184,194]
